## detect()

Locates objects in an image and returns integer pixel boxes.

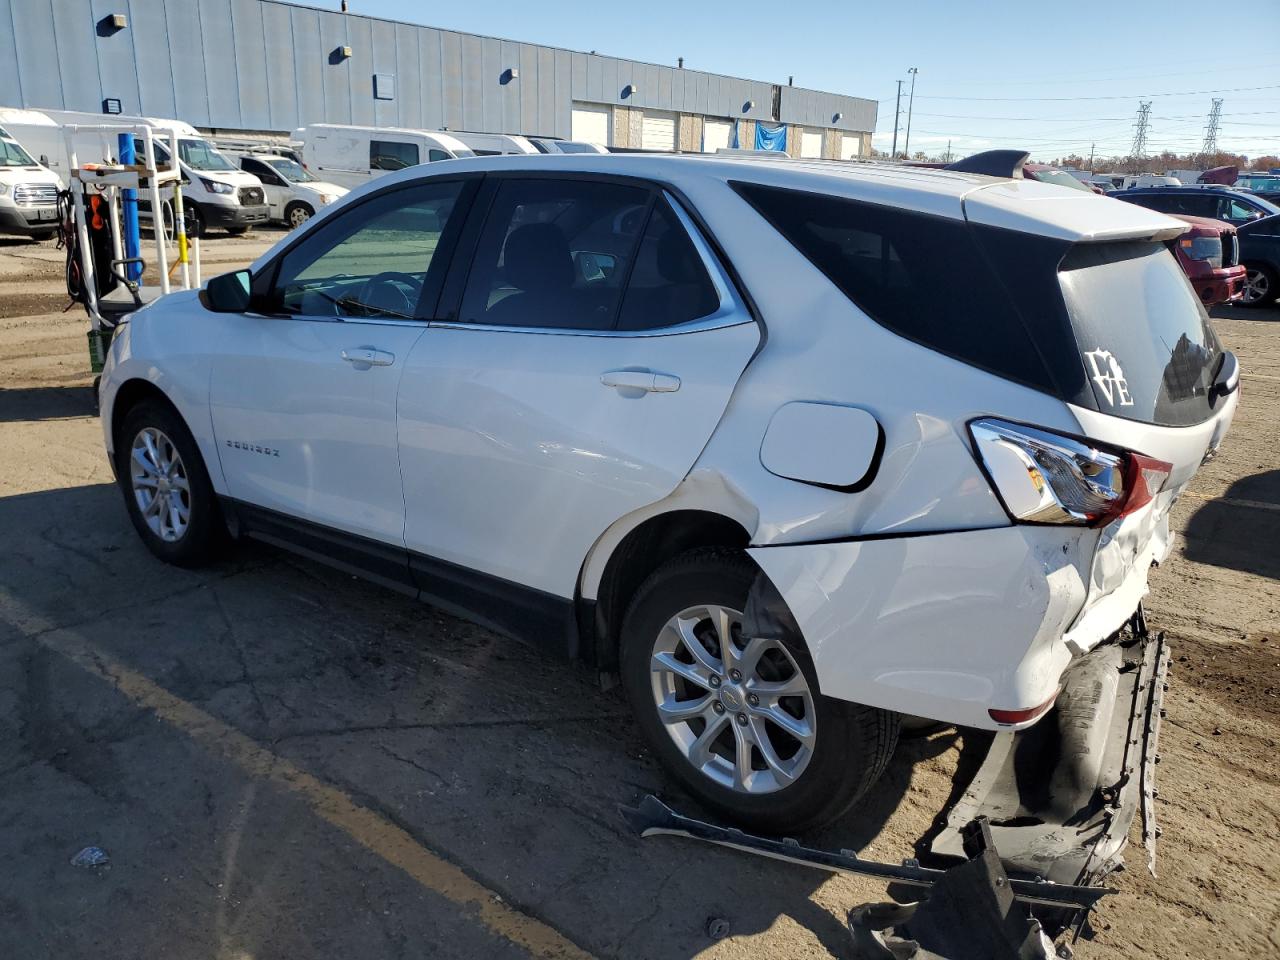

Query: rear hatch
[965,182,1239,642]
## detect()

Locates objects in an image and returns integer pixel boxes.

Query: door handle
[341,348,395,367]
[600,370,681,393]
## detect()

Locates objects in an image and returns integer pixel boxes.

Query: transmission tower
[1199,98,1223,166]
[1128,101,1151,171]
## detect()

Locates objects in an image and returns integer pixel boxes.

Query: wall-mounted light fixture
[97,13,127,36]
[832,112,843,123]
[742,100,755,113]
[622,84,637,98]
[102,98,123,115]
[337,45,352,59]
[501,67,518,84]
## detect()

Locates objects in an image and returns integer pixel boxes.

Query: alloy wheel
[649,604,816,793]
[130,427,191,542]
[1242,268,1271,305]
[289,206,311,228]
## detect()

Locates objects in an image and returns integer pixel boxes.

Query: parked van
[445,131,539,156]
[238,153,348,229]
[527,137,610,155]
[295,124,473,191]
[0,120,61,240]
[0,107,268,237]
[1119,174,1181,190]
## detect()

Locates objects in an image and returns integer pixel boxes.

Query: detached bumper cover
[930,629,1169,885]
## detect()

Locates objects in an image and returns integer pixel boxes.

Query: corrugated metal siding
[5,0,876,139]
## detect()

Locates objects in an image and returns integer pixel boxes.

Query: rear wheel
[620,548,898,833]
[115,399,224,567]
[1241,263,1276,308]
[227,225,251,236]
[30,229,55,242]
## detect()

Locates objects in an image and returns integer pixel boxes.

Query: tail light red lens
[969,419,1172,527]
[989,690,1060,726]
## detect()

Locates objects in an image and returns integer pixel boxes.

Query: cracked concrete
[1,234,1278,959]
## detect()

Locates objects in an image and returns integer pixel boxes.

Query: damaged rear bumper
[930,623,1170,885]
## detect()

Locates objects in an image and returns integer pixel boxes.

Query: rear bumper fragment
[929,619,1169,886]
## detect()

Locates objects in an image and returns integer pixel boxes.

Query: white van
[296,124,473,191]
[0,107,269,237]
[0,120,61,240]
[445,131,539,156]
[237,153,348,229]
[1120,174,1181,190]
[527,137,610,155]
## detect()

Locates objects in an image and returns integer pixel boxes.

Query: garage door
[800,128,823,159]
[703,119,733,153]
[641,111,677,152]
[571,103,611,147]
[840,133,862,160]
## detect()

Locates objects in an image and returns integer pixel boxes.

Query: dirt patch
[1173,633,1280,724]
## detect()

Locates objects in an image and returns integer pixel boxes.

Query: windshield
[177,138,237,171]
[1032,169,1094,192]
[0,137,38,167]
[265,156,316,182]
[1059,242,1223,427]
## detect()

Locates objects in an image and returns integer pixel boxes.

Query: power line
[892,83,1280,103]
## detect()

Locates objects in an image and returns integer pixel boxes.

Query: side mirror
[200,269,252,312]
[1212,350,1239,403]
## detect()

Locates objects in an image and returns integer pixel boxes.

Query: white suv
[99,153,1239,832]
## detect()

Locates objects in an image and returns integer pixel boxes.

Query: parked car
[1166,214,1246,305]
[1234,173,1280,205]
[1,106,268,237]
[1116,187,1280,306]
[0,123,61,240]
[527,137,611,155]
[99,153,1239,831]
[1023,163,1104,194]
[295,124,473,191]
[445,132,540,156]
[238,154,348,229]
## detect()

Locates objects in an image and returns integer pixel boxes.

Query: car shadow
[1182,469,1280,580]
[0,480,950,959]
[0,385,97,423]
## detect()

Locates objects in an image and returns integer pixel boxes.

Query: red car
[1166,214,1246,305]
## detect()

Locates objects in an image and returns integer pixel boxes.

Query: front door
[397,177,760,605]
[209,179,474,572]
[240,157,288,218]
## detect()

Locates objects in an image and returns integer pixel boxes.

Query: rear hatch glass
[1058,242,1222,427]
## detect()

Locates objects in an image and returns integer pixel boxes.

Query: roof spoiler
[945,150,1030,179]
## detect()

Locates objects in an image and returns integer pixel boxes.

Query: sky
[345,0,1280,164]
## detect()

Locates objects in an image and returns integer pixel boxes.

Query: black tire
[620,548,898,834]
[227,226,251,236]
[284,201,314,229]
[30,230,55,242]
[1240,263,1276,308]
[114,398,224,567]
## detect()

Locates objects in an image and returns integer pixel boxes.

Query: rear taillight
[1180,235,1223,269]
[969,419,1172,527]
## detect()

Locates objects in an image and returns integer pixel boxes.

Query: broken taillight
[969,419,1172,526]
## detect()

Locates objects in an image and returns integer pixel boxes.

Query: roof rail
[945,150,1029,179]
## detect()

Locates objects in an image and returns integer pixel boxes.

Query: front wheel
[226,225,250,236]
[620,548,898,833]
[115,399,224,567]
[1240,263,1276,308]
[285,201,314,229]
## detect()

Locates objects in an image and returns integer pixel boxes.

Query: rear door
[396,176,760,600]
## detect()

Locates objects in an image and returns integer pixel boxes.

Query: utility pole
[946,139,951,163]
[903,67,919,159]
[1128,100,1151,172]
[1088,142,1095,174]
[1199,98,1223,168]
[891,80,903,159]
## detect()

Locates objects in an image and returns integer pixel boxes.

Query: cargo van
[0,119,61,240]
[0,107,268,236]
[445,131,539,156]
[295,124,473,191]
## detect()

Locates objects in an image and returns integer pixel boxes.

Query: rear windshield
[734,182,1222,426]
[1058,242,1222,426]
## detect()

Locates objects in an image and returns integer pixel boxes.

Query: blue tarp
[755,122,787,152]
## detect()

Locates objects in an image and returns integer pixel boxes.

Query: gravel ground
[0,230,1277,959]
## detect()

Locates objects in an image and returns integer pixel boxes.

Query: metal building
[0,0,877,159]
